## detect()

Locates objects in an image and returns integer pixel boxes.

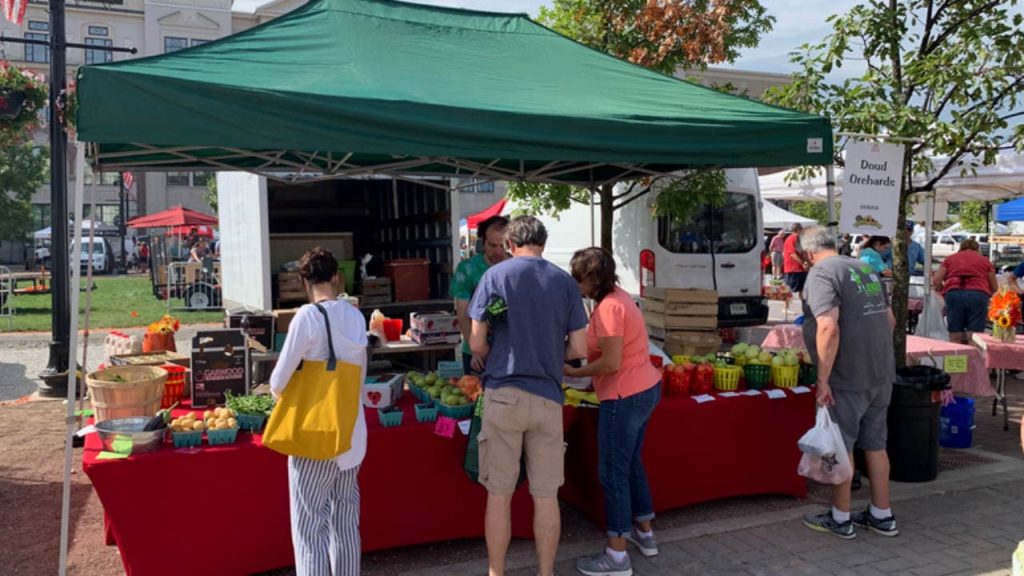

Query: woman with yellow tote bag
[267,247,367,576]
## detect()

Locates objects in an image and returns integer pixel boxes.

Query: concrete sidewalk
[401,455,1024,576]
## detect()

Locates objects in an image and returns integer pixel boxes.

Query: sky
[391,0,864,75]
[232,0,863,74]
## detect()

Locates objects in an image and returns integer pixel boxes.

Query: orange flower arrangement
[988,287,1022,343]
[147,314,181,335]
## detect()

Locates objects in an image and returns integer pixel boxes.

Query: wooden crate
[643,311,718,331]
[643,299,718,317]
[644,287,718,304]
[663,331,722,357]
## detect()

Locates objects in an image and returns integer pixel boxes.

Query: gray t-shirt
[801,255,895,392]
[468,256,588,404]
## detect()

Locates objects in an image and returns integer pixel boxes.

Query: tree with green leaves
[790,201,836,226]
[0,142,48,242]
[953,201,988,233]
[763,0,1024,364]
[508,0,774,249]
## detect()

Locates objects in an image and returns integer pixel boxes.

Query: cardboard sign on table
[838,140,905,237]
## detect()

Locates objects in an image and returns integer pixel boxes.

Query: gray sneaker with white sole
[626,529,659,557]
[575,552,632,576]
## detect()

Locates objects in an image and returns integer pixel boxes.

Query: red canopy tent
[466,198,507,231]
[128,206,218,229]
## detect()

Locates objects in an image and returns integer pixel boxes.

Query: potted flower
[143,314,181,353]
[0,62,47,144]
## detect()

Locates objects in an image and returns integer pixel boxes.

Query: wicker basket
[87,365,167,422]
[713,366,742,391]
[743,364,771,390]
[772,365,800,388]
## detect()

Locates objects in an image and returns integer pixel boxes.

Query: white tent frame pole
[59,142,87,576]
[825,164,837,225]
[921,191,936,337]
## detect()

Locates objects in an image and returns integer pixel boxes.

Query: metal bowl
[95,417,166,454]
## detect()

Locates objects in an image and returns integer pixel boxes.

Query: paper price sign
[943,355,968,374]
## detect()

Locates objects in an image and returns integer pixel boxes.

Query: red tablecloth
[762,326,995,397]
[560,388,814,527]
[82,396,534,576]
[972,333,1024,370]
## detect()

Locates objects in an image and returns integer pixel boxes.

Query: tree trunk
[599,183,614,251]
[891,173,912,369]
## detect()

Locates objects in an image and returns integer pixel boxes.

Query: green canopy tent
[76,0,832,185]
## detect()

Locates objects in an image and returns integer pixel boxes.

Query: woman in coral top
[932,238,998,344]
[563,247,662,576]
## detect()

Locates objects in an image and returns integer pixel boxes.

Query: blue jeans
[598,383,661,537]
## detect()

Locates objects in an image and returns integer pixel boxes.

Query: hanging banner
[839,140,905,237]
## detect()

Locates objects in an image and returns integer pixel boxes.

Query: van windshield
[657,192,758,254]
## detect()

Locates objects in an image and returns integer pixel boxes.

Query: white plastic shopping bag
[921,291,948,341]
[797,407,854,485]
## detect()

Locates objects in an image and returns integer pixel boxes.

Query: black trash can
[887,366,951,482]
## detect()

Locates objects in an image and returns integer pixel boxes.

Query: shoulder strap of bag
[312,303,337,371]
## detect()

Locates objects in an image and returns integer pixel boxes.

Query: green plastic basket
[235,413,267,432]
[799,363,818,386]
[207,427,239,446]
[437,401,474,419]
[378,407,404,427]
[743,364,771,390]
[172,429,202,449]
[414,402,438,423]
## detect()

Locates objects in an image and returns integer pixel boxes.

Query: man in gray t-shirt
[798,227,900,541]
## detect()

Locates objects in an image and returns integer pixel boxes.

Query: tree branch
[612,179,641,200]
[923,0,1002,57]
[999,111,1024,122]
[612,187,652,211]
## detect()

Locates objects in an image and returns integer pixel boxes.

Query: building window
[33,204,52,230]
[85,37,113,65]
[83,171,120,186]
[190,39,208,47]
[87,26,109,37]
[28,21,48,32]
[461,180,495,194]
[192,171,213,187]
[164,37,188,53]
[24,32,49,63]
[167,172,190,186]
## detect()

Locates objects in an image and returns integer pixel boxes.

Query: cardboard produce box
[663,331,722,357]
[226,309,275,350]
[643,311,718,331]
[644,287,718,304]
[273,309,298,333]
[191,329,248,407]
[410,311,460,335]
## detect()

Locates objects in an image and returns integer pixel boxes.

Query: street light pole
[38,0,70,397]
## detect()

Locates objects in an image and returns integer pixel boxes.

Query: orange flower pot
[142,332,176,353]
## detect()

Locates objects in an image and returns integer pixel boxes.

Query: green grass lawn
[1,275,224,333]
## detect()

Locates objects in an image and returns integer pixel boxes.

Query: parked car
[76,238,114,275]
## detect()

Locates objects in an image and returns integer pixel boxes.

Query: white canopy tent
[34,220,118,240]
[762,200,817,229]
[760,150,1024,339]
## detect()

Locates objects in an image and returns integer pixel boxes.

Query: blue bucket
[939,397,975,449]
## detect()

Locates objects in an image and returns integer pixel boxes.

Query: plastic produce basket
[772,365,799,388]
[378,407,404,427]
[207,427,239,446]
[235,413,267,432]
[415,402,438,423]
[799,363,818,386]
[713,366,742,391]
[172,429,202,449]
[437,401,474,419]
[743,364,771,390]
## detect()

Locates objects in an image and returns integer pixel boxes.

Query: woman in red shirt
[932,239,998,344]
[564,248,662,575]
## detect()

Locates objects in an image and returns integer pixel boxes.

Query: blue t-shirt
[1015,261,1024,280]
[468,256,588,404]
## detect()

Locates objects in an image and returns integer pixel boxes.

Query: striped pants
[288,457,361,576]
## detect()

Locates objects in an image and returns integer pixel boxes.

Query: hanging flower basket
[58,81,78,138]
[0,62,47,144]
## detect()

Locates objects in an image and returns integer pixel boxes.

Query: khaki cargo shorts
[478,386,564,498]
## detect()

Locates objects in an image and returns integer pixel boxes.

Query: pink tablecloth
[761,325,995,397]
[972,334,1024,371]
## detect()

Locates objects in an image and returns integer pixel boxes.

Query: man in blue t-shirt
[468,215,588,576]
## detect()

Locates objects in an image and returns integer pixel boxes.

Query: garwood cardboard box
[191,329,248,407]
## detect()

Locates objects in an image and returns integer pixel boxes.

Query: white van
[74,238,114,274]
[510,168,767,327]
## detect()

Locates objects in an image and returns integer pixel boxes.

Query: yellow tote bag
[263,304,363,460]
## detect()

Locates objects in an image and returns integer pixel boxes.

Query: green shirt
[450,253,490,354]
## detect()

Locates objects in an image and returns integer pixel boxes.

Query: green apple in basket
[425,373,438,386]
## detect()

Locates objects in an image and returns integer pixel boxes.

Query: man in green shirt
[451,215,509,374]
